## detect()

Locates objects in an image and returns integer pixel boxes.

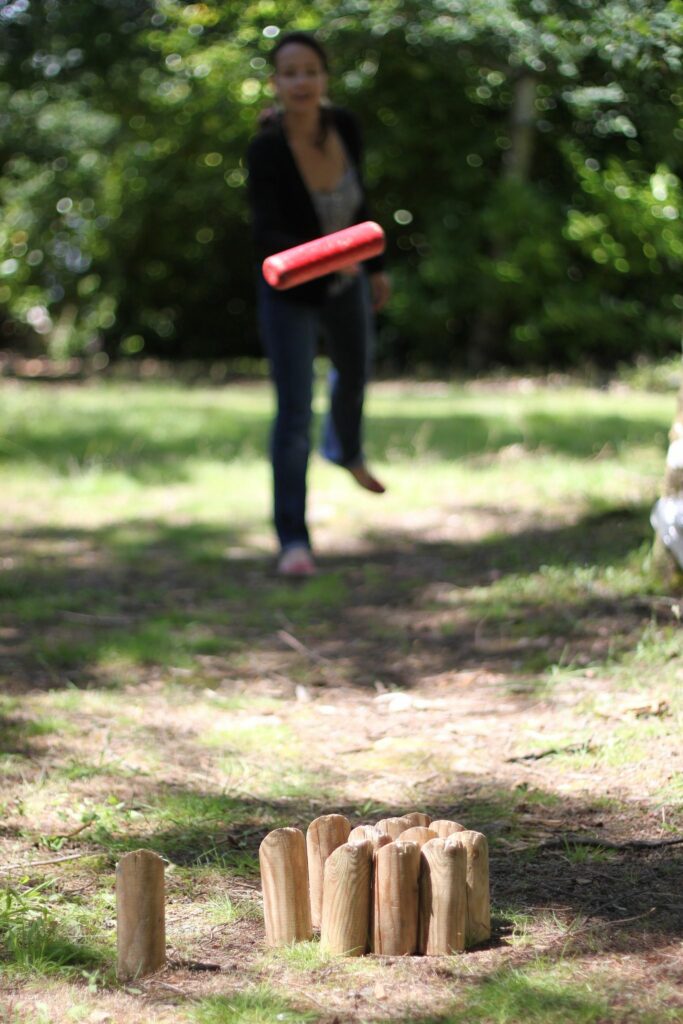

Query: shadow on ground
[0,503,662,693]
[0,392,668,482]
[2,768,680,945]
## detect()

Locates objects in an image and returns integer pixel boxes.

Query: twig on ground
[276,628,329,666]
[167,957,221,972]
[275,621,344,684]
[61,610,134,625]
[551,907,657,954]
[146,980,200,1001]
[539,833,683,851]
[51,821,92,841]
[506,741,595,763]
[0,850,96,873]
[575,907,657,931]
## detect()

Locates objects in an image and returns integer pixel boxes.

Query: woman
[246,31,390,577]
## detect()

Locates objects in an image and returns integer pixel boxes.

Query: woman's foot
[278,545,316,577]
[349,464,386,494]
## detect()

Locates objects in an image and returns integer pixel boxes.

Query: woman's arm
[246,134,308,257]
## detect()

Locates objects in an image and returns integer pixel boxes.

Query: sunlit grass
[1,375,672,532]
[186,985,316,1024]
[204,893,262,926]
[443,959,631,1023]
[0,371,680,1023]
[0,878,113,982]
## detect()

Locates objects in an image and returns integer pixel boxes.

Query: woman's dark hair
[266,31,332,148]
[270,31,329,72]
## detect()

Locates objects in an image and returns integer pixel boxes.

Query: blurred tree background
[1,0,682,370]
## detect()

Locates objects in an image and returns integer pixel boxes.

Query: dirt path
[1,501,682,1022]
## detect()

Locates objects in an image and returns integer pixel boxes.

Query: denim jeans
[258,273,374,552]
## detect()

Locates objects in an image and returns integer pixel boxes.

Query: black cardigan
[246,106,385,305]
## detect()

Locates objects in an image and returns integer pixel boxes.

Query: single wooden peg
[402,811,431,827]
[372,840,420,955]
[418,838,467,954]
[397,826,438,848]
[260,828,312,946]
[116,849,166,980]
[447,831,490,946]
[375,816,414,840]
[321,841,372,955]
[348,825,392,852]
[430,819,467,839]
[306,814,351,928]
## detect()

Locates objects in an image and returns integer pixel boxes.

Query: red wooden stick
[262,221,385,291]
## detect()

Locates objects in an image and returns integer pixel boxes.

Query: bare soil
[1,504,682,1022]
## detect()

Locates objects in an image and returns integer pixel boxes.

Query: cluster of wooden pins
[112,812,489,980]
[259,811,490,956]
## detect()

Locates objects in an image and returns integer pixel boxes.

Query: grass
[0,879,112,981]
[186,986,316,1024]
[1,366,682,1023]
[442,961,631,1024]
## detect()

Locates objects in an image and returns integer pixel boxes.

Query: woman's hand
[369,271,391,312]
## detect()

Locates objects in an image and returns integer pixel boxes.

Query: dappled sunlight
[1,378,681,1023]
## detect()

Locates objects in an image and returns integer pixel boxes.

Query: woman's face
[272,42,327,114]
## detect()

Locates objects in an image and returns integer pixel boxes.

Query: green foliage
[1,1,682,367]
[0,879,109,978]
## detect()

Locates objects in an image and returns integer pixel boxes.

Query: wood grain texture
[418,838,467,954]
[402,811,432,827]
[348,825,392,851]
[446,830,490,946]
[321,840,372,955]
[375,816,414,840]
[116,849,165,980]
[306,814,351,929]
[430,819,467,839]
[372,840,420,955]
[397,826,438,848]
[259,827,312,946]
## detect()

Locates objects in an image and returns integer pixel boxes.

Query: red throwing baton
[262,220,385,290]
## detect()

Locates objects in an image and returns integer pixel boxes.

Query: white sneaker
[278,545,316,577]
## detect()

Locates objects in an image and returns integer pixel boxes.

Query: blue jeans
[258,273,374,552]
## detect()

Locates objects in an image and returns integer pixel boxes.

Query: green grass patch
[0,879,112,982]
[186,985,315,1024]
[0,374,680,1022]
[442,958,683,1024]
[445,961,617,1023]
[204,894,262,926]
[259,939,336,972]
[0,714,70,740]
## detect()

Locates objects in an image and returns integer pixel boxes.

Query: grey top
[311,165,363,295]
[311,165,363,236]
